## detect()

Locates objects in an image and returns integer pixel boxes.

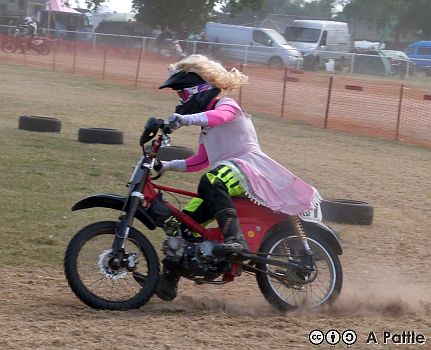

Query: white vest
[200,98,260,167]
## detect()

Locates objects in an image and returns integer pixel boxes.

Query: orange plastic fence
[1,37,430,147]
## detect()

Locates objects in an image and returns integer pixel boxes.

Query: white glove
[168,113,187,130]
[160,159,186,172]
[168,112,208,130]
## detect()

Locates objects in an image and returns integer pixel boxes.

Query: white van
[284,20,351,69]
[205,22,303,68]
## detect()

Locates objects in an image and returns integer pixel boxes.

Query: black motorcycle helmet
[159,70,221,114]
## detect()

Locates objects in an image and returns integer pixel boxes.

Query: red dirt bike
[64,118,343,312]
[1,27,50,55]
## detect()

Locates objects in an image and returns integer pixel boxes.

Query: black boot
[215,208,249,252]
[156,261,180,301]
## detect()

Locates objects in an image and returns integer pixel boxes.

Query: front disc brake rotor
[98,249,128,280]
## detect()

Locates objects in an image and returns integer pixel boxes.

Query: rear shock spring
[289,215,312,255]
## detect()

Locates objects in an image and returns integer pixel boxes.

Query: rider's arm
[171,103,236,128]
[185,143,209,172]
[205,104,236,126]
[161,143,209,173]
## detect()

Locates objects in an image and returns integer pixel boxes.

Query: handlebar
[162,121,173,135]
[140,118,175,180]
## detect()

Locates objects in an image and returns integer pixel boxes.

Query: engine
[162,236,224,274]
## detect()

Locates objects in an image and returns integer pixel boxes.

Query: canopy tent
[46,0,81,14]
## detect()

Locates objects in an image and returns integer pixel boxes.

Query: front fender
[72,193,156,230]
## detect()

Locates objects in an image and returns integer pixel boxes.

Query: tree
[340,0,431,42]
[84,0,107,10]
[132,0,265,32]
[223,0,345,23]
[85,0,264,31]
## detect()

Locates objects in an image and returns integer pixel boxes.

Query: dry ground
[0,64,430,350]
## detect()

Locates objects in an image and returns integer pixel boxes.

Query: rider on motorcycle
[156,54,322,301]
[21,17,38,51]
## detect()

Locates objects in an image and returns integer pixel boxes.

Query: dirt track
[2,135,430,350]
[1,265,430,349]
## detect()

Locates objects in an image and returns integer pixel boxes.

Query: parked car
[381,49,416,75]
[405,41,431,76]
[205,22,303,69]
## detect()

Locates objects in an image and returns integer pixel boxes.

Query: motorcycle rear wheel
[35,43,50,55]
[256,230,342,312]
[1,40,17,53]
[64,221,159,310]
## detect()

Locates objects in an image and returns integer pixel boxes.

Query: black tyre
[78,128,124,145]
[157,145,195,161]
[1,39,17,53]
[145,145,195,160]
[36,42,50,55]
[321,199,374,225]
[64,221,160,310]
[268,56,284,69]
[18,115,61,132]
[256,229,342,312]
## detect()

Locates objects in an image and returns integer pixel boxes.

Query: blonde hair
[171,54,248,92]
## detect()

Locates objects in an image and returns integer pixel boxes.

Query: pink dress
[185,97,322,218]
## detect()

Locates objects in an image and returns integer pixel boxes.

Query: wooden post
[280,67,288,118]
[72,41,77,74]
[395,84,404,141]
[52,40,56,71]
[102,46,107,80]
[324,76,334,129]
[238,63,244,105]
[134,41,144,88]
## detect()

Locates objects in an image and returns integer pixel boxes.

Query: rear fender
[261,220,342,255]
[72,193,156,230]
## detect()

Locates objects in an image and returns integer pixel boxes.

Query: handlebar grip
[163,124,172,134]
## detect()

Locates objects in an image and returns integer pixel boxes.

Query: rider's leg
[198,166,249,251]
[155,259,181,301]
[157,166,248,301]
[157,198,213,301]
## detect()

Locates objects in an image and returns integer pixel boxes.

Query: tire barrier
[78,128,124,145]
[18,115,62,132]
[145,145,195,161]
[321,198,374,225]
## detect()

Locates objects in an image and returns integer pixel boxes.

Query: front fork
[110,168,149,267]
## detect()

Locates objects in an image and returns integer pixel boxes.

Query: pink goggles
[177,83,214,103]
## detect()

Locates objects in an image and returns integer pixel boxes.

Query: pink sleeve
[205,104,236,126]
[185,143,209,172]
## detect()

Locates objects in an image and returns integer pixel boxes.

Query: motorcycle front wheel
[1,40,17,53]
[64,221,160,310]
[256,230,342,312]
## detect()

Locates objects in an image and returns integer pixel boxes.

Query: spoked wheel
[64,221,160,310]
[1,40,17,53]
[256,230,342,312]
